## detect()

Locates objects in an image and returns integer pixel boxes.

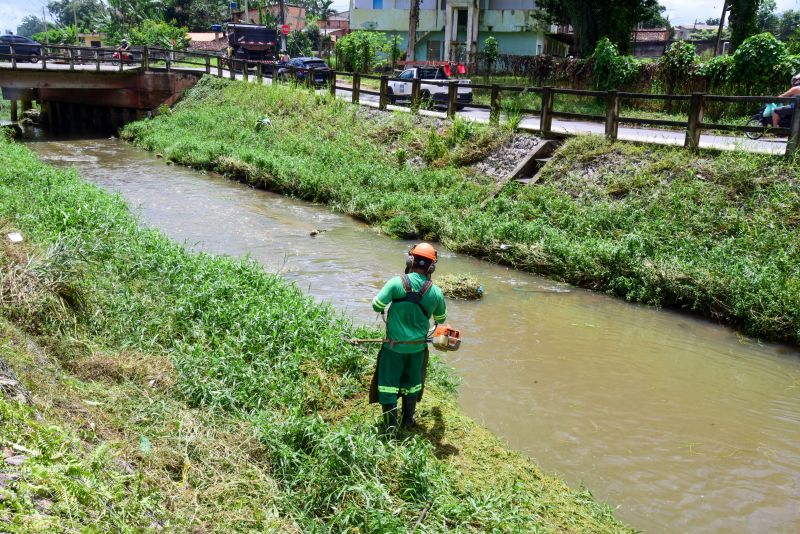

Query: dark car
[277,57,331,85]
[0,35,42,63]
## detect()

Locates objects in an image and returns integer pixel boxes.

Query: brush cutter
[347,324,461,352]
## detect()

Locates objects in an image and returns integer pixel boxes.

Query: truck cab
[387,67,472,108]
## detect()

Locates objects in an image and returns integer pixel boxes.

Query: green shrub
[659,41,698,94]
[593,38,641,91]
[698,54,734,91]
[334,30,391,72]
[731,32,789,94]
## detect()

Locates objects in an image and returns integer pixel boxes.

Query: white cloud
[1,0,49,34]
[661,0,800,25]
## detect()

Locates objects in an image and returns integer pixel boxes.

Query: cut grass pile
[0,137,630,531]
[437,273,484,300]
[123,77,800,344]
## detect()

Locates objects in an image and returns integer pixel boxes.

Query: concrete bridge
[0,47,204,134]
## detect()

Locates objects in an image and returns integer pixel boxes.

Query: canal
[28,137,800,532]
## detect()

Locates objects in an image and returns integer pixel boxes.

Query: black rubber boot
[381,403,398,436]
[401,394,417,429]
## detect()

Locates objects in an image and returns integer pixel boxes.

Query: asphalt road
[2,61,788,155]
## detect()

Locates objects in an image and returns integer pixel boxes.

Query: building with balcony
[349,0,563,63]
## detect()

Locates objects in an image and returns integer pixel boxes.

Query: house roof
[676,23,719,31]
[633,28,669,42]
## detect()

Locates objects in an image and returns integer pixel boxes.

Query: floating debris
[438,273,484,300]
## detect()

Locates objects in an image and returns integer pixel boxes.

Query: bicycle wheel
[745,117,765,140]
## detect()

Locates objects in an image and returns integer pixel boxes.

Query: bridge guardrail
[2,44,799,158]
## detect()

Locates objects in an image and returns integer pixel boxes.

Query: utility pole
[42,7,49,44]
[279,0,286,52]
[244,0,250,23]
[715,0,729,56]
[73,0,78,30]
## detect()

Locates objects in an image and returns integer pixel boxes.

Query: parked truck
[225,23,280,72]
[387,66,473,109]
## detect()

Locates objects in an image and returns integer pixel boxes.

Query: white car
[387,67,473,109]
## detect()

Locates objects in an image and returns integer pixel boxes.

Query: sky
[2,0,800,34]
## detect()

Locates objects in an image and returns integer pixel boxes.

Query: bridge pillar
[9,100,17,122]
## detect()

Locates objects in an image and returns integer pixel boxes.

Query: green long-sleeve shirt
[372,273,447,353]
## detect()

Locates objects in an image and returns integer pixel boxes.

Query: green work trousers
[376,346,425,405]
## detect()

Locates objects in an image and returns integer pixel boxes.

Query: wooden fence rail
[3,45,799,158]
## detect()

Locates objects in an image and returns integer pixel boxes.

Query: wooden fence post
[490,84,500,124]
[447,82,457,118]
[95,49,101,71]
[242,61,249,81]
[290,66,297,83]
[379,75,389,110]
[329,70,337,97]
[308,68,316,89]
[142,46,149,71]
[540,86,554,137]
[352,72,361,104]
[684,92,705,150]
[69,48,75,70]
[118,49,124,72]
[229,58,236,79]
[165,50,171,72]
[217,57,222,77]
[411,78,421,112]
[41,47,47,70]
[256,63,263,83]
[9,45,16,69]
[605,90,619,141]
[786,97,800,159]
[205,55,211,75]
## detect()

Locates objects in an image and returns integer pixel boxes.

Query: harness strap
[393,275,432,318]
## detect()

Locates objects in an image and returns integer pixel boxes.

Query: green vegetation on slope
[0,137,628,531]
[123,77,800,344]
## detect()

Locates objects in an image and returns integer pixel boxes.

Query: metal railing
[3,44,799,157]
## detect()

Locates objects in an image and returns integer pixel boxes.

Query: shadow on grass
[413,406,460,460]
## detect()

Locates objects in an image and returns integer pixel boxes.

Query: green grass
[123,77,800,345]
[0,100,10,121]
[0,136,630,531]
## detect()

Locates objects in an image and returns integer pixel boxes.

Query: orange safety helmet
[410,242,437,261]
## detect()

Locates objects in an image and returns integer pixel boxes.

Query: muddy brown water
[28,138,800,533]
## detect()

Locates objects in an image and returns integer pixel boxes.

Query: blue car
[0,35,42,63]
[277,57,331,86]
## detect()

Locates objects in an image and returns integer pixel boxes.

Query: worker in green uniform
[369,243,447,435]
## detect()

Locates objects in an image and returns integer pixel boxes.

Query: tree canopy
[728,0,762,51]
[756,0,778,33]
[16,15,48,38]
[535,0,663,56]
[46,0,105,31]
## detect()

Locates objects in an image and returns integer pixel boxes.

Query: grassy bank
[122,77,800,345]
[0,138,629,531]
